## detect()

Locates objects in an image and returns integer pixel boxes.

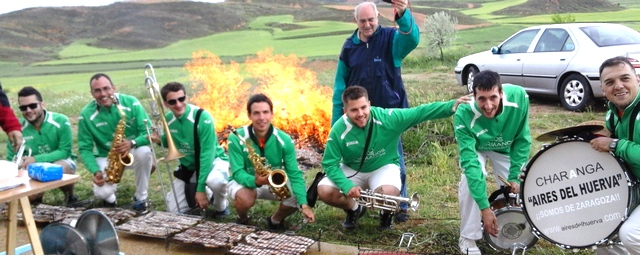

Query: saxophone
[105,95,134,184]
[235,130,291,201]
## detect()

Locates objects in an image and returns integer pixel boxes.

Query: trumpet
[144,63,184,161]
[357,190,420,212]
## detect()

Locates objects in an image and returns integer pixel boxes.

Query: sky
[0,0,224,15]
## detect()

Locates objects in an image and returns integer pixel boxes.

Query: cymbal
[41,223,91,255]
[535,124,604,141]
[75,209,120,255]
[578,120,611,137]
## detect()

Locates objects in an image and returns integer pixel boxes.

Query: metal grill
[63,207,137,225]
[172,222,256,248]
[23,204,85,223]
[227,230,316,255]
[115,211,201,238]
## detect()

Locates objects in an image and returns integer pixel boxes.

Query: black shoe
[66,195,78,205]
[102,200,116,208]
[213,208,230,219]
[265,217,286,231]
[378,212,394,231]
[132,197,148,213]
[342,205,367,230]
[395,210,410,223]
[236,217,253,226]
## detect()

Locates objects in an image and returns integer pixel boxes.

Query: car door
[522,28,577,95]
[484,29,540,86]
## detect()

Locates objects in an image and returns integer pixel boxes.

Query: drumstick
[497,175,511,187]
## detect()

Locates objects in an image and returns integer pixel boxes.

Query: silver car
[454,23,640,111]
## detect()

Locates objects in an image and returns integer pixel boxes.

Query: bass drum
[484,195,538,252]
[520,139,639,249]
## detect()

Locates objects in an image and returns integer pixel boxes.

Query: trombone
[144,63,185,212]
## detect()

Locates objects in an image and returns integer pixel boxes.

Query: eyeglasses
[18,103,39,111]
[167,96,186,106]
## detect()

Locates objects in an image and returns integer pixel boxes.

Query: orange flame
[186,49,332,149]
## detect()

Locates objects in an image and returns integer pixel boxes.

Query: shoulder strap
[193,108,204,178]
[346,115,374,179]
[609,110,617,139]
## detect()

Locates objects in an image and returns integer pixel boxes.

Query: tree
[423,11,458,61]
[551,13,576,23]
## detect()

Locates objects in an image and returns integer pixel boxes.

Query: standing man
[227,93,315,229]
[0,84,22,153]
[319,86,469,231]
[6,86,76,204]
[454,70,531,255]
[78,73,154,211]
[331,0,420,222]
[152,82,230,217]
[591,56,640,255]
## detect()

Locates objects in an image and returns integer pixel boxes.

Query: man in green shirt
[227,93,315,229]
[319,85,469,231]
[591,56,640,255]
[78,73,154,211]
[454,70,531,255]
[6,86,76,204]
[151,82,230,217]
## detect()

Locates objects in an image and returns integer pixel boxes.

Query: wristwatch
[609,139,619,153]
[130,139,137,148]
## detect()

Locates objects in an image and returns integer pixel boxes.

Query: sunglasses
[19,103,39,111]
[167,96,186,106]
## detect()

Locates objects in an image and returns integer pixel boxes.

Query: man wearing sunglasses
[6,86,77,205]
[78,73,154,212]
[149,82,230,217]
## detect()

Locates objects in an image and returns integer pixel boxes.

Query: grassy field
[36,16,353,66]
[0,0,636,254]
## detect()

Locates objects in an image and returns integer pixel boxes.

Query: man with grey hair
[330,0,419,223]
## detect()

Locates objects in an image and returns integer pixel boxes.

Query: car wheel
[465,66,478,93]
[560,74,592,111]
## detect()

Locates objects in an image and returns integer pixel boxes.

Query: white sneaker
[458,237,482,255]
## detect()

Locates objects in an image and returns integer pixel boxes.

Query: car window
[562,37,575,51]
[500,29,539,54]
[581,25,640,47]
[534,29,569,52]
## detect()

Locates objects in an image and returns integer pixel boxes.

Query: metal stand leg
[397,232,415,252]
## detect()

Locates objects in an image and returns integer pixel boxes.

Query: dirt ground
[0,222,358,255]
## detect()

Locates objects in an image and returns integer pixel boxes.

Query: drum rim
[519,138,634,249]
[483,207,539,251]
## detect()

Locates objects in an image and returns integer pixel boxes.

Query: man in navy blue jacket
[330,0,419,222]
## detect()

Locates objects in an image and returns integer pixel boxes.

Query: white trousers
[166,158,230,213]
[317,163,401,191]
[93,146,153,203]
[594,204,640,255]
[228,180,299,208]
[458,151,511,240]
